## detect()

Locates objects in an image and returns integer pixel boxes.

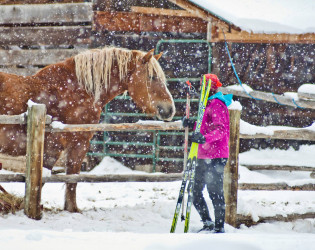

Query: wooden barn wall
[212,43,315,127]
[212,42,315,152]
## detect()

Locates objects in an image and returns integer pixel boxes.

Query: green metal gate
[88,39,211,172]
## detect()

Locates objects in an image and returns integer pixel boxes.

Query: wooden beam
[240,129,315,141]
[0,153,26,173]
[93,11,207,33]
[238,212,315,227]
[0,173,183,183]
[47,121,183,133]
[93,11,140,32]
[0,114,26,124]
[213,28,315,44]
[239,183,315,191]
[0,114,51,124]
[0,174,25,182]
[131,6,196,17]
[242,164,315,172]
[0,3,92,24]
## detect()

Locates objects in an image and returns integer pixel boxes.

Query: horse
[0,47,175,212]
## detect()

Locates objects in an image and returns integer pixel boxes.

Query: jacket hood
[208,92,233,107]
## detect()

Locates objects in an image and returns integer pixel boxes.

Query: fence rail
[0,105,314,225]
[220,87,315,110]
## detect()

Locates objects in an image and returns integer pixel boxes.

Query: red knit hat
[202,74,222,89]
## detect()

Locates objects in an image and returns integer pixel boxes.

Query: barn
[0,0,314,173]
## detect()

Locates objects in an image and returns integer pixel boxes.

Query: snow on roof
[189,0,315,34]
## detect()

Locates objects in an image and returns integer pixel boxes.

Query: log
[24,104,46,220]
[220,87,315,110]
[242,164,315,172]
[47,121,183,133]
[0,173,183,183]
[0,3,92,24]
[239,183,315,191]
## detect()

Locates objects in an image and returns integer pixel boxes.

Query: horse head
[74,47,175,121]
[127,49,175,121]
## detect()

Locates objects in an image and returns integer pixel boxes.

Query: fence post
[224,109,241,227]
[24,104,46,220]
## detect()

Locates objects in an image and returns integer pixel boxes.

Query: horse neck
[98,71,128,108]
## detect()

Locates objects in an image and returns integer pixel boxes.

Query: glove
[182,117,195,129]
[191,132,206,144]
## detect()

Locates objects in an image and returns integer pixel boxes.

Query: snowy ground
[1,146,315,250]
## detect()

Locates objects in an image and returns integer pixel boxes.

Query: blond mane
[74,47,166,102]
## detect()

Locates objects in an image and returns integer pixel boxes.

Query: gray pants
[192,158,227,229]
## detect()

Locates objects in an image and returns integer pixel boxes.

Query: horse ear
[154,52,163,61]
[142,49,154,64]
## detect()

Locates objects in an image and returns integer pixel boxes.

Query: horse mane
[74,47,166,102]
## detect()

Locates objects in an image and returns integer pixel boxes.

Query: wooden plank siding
[0,0,86,4]
[0,49,81,66]
[0,26,91,46]
[0,2,92,75]
[93,11,207,33]
[0,3,92,24]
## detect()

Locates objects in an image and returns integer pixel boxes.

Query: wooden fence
[0,105,314,226]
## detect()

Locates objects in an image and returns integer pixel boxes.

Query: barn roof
[168,0,315,43]
[187,0,315,34]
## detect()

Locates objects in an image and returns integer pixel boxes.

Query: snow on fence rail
[220,86,315,110]
[0,105,314,225]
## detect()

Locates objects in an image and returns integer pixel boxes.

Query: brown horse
[0,47,175,212]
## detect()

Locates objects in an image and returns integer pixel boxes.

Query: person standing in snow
[183,74,232,233]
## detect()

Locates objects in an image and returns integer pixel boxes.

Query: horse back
[0,71,35,115]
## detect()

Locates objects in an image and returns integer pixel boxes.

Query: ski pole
[181,80,191,221]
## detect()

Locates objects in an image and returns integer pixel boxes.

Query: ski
[170,81,192,233]
[184,75,211,233]
[170,75,211,233]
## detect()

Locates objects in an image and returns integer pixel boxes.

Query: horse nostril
[157,104,174,120]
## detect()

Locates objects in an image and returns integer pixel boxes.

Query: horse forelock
[74,47,167,103]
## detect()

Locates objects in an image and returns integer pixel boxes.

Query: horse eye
[151,75,157,81]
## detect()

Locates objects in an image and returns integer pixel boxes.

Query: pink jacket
[197,96,230,159]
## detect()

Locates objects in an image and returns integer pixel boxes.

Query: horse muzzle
[156,103,175,121]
